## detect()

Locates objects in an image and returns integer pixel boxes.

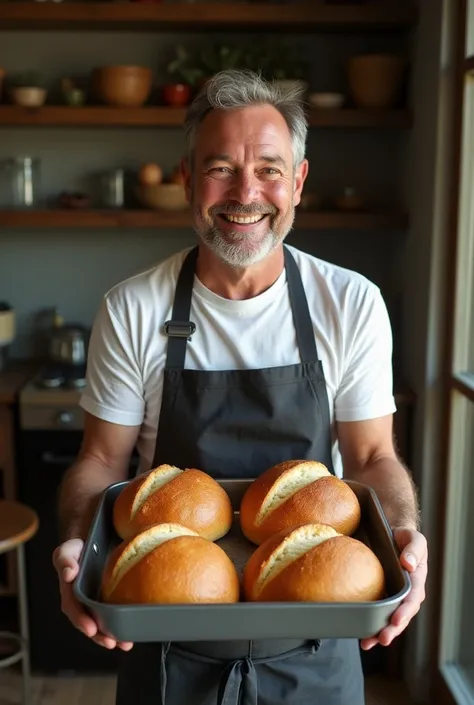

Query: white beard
[194,211,295,269]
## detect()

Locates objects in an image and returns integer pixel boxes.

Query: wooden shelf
[0,209,408,230]
[0,2,418,32]
[0,106,412,128]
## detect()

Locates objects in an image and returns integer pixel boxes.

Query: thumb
[393,528,421,571]
[53,539,84,581]
[54,553,79,582]
[400,548,417,571]
[62,563,79,582]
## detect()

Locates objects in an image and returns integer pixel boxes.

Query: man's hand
[52,538,134,651]
[360,527,428,650]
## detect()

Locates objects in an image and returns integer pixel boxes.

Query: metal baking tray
[74,478,410,642]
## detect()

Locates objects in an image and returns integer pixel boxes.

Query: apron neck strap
[283,246,319,363]
[164,245,319,370]
[164,246,198,370]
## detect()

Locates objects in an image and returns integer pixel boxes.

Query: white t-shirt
[80,244,396,477]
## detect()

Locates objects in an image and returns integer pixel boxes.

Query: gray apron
[115,245,365,705]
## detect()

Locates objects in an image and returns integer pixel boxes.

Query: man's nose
[227,170,261,205]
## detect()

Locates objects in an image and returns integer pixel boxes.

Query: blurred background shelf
[0,106,413,128]
[0,2,418,32]
[0,209,409,230]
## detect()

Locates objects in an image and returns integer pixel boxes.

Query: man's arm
[337,414,427,650]
[337,414,420,530]
[58,411,140,541]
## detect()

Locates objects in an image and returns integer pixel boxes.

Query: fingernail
[63,567,72,580]
[405,553,417,568]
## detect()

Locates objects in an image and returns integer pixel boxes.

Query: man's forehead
[197,106,291,143]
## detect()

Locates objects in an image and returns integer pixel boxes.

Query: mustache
[210,203,277,217]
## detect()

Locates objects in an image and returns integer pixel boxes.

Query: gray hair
[183,68,308,168]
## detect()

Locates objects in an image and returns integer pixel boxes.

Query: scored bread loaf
[113,464,233,541]
[101,522,240,605]
[240,459,361,544]
[242,523,385,603]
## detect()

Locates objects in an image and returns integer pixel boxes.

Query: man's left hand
[360,527,428,651]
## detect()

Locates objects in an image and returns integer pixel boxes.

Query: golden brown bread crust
[102,530,240,605]
[240,459,361,544]
[242,524,385,603]
[113,465,233,541]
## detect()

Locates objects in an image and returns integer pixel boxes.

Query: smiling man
[53,68,427,705]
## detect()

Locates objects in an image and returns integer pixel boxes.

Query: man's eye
[211,167,231,174]
[262,168,280,176]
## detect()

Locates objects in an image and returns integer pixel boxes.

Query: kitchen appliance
[47,309,89,368]
[16,376,139,673]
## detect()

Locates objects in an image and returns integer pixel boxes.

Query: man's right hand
[52,538,133,651]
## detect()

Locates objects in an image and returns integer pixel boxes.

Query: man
[53,68,427,704]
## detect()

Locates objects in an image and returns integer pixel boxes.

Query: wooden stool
[0,500,39,705]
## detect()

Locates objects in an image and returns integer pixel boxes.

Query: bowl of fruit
[136,162,188,211]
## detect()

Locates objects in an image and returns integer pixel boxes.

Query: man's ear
[292,159,309,207]
[181,156,192,203]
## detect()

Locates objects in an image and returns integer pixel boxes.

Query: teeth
[224,215,264,224]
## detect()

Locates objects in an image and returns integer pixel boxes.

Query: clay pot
[347,54,406,109]
[93,65,153,108]
[162,83,191,107]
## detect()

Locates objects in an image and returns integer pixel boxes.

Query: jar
[101,169,125,208]
[1,157,42,208]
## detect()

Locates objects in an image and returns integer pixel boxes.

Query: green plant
[167,45,203,87]
[9,70,45,88]
[257,41,308,81]
[198,43,246,76]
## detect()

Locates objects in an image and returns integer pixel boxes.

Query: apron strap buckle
[164,319,196,340]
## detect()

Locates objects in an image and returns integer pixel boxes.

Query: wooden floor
[0,670,417,705]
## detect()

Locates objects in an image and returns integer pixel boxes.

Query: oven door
[16,429,137,674]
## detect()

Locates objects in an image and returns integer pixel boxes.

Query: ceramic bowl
[93,65,153,108]
[11,87,47,107]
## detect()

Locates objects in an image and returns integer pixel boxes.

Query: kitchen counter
[0,359,40,404]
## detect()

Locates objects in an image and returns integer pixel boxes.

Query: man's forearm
[350,456,420,531]
[58,459,114,542]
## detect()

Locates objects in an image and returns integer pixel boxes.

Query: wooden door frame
[429,0,473,703]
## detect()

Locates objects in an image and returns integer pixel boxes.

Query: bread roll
[240,459,361,544]
[113,464,233,541]
[102,522,240,605]
[242,523,385,603]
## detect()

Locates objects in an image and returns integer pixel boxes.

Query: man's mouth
[218,214,268,225]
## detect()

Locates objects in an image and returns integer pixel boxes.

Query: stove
[19,368,85,431]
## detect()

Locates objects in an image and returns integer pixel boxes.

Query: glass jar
[1,157,42,208]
